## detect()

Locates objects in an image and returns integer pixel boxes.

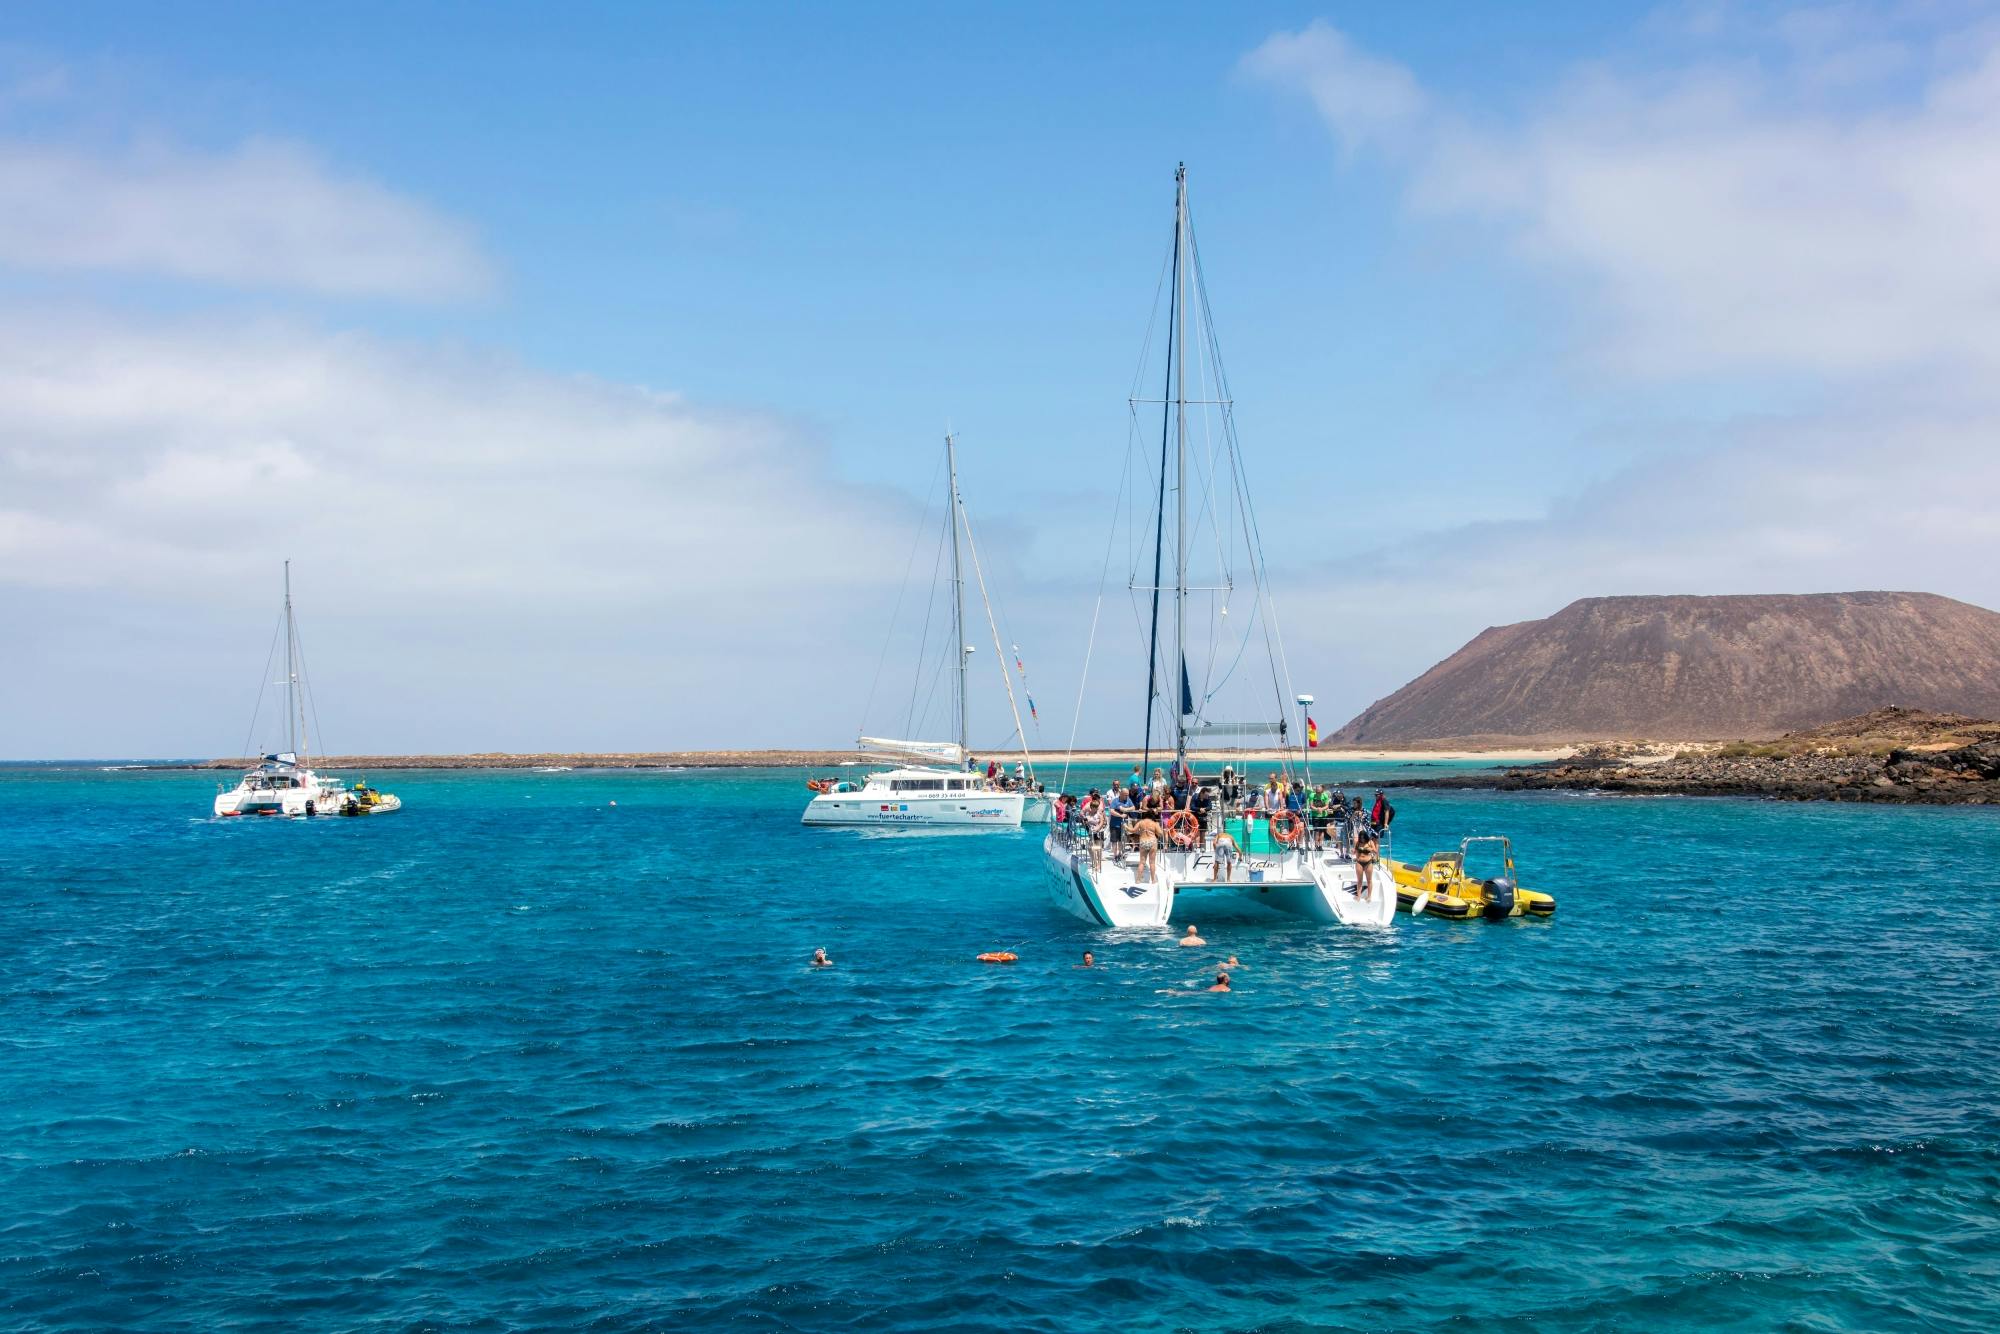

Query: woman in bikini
[1352,826,1380,899]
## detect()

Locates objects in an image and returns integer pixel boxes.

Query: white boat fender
[1411,891,1433,917]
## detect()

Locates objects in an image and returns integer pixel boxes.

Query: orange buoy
[976,951,1018,964]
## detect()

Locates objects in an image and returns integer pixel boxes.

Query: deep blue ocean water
[3,762,1998,1332]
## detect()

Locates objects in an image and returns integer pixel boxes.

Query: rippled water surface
[4,764,1998,1331]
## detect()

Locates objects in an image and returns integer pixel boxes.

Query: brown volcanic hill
[1333,592,2000,744]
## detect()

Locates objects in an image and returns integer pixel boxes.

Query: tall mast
[1173,164,1189,769]
[283,560,298,759]
[946,432,969,763]
[1140,166,1183,781]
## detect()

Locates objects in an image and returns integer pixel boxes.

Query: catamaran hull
[1043,837,1172,927]
[1043,836,1397,929]
[214,787,334,818]
[1020,795,1053,825]
[803,792,1025,827]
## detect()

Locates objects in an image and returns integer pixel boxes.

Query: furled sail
[1183,721,1288,738]
[857,736,966,765]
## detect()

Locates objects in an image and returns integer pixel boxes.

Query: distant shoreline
[145,745,1576,772]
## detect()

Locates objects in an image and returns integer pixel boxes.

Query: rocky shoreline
[1399,709,2000,806]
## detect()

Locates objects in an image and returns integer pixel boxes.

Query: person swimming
[1077,951,1095,968]
[1208,971,1231,992]
[1222,954,1242,970]
[1179,925,1205,948]
[811,947,833,967]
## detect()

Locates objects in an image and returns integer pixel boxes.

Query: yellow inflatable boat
[337,780,403,816]
[1387,836,1555,921]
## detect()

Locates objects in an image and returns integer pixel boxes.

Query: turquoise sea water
[4,763,1998,1331]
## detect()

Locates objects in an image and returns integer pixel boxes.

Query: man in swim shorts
[1130,812,1164,884]
[1211,827,1240,882]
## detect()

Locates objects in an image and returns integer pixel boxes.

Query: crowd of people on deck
[967,756,1046,795]
[1047,763,1396,881]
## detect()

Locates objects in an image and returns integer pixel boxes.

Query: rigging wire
[293,618,328,763]
[1061,440,1137,792]
[1198,211,1302,780]
[902,509,951,738]
[953,492,1035,777]
[238,611,285,761]
[858,449,946,740]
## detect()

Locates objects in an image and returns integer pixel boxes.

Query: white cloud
[0,311,898,601]
[1238,12,2000,725]
[0,137,493,300]
[1245,15,2000,381]
[1238,20,1426,156]
[0,310,936,754]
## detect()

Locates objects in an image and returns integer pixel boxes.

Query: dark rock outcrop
[1406,708,2000,805]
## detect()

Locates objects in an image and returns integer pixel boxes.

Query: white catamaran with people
[1043,165,1393,928]
[213,563,401,819]
[804,434,1049,828]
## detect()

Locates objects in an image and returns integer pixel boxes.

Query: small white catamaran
[213,562,401,819]
[804,434,1049,828]
[1044,165,1393,928]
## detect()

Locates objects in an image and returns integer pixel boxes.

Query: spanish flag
[1307,716,1319,748]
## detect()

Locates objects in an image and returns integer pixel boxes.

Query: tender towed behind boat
[1389,836,1555,921]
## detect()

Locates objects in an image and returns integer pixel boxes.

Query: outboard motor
[1481,877,1517,922]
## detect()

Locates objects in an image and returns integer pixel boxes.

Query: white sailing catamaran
[213,563,401,819]
[804,434,1048,828]
[1044,165,1393,927]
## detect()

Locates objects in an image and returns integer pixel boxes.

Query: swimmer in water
[1179,925,1205,948]
[1077,951,1095,968]
[810,947,833,967]
[1208,971,1231,992]
[1222,955,1242,970]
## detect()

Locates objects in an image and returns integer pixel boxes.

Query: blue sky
[4,2,1999,756]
